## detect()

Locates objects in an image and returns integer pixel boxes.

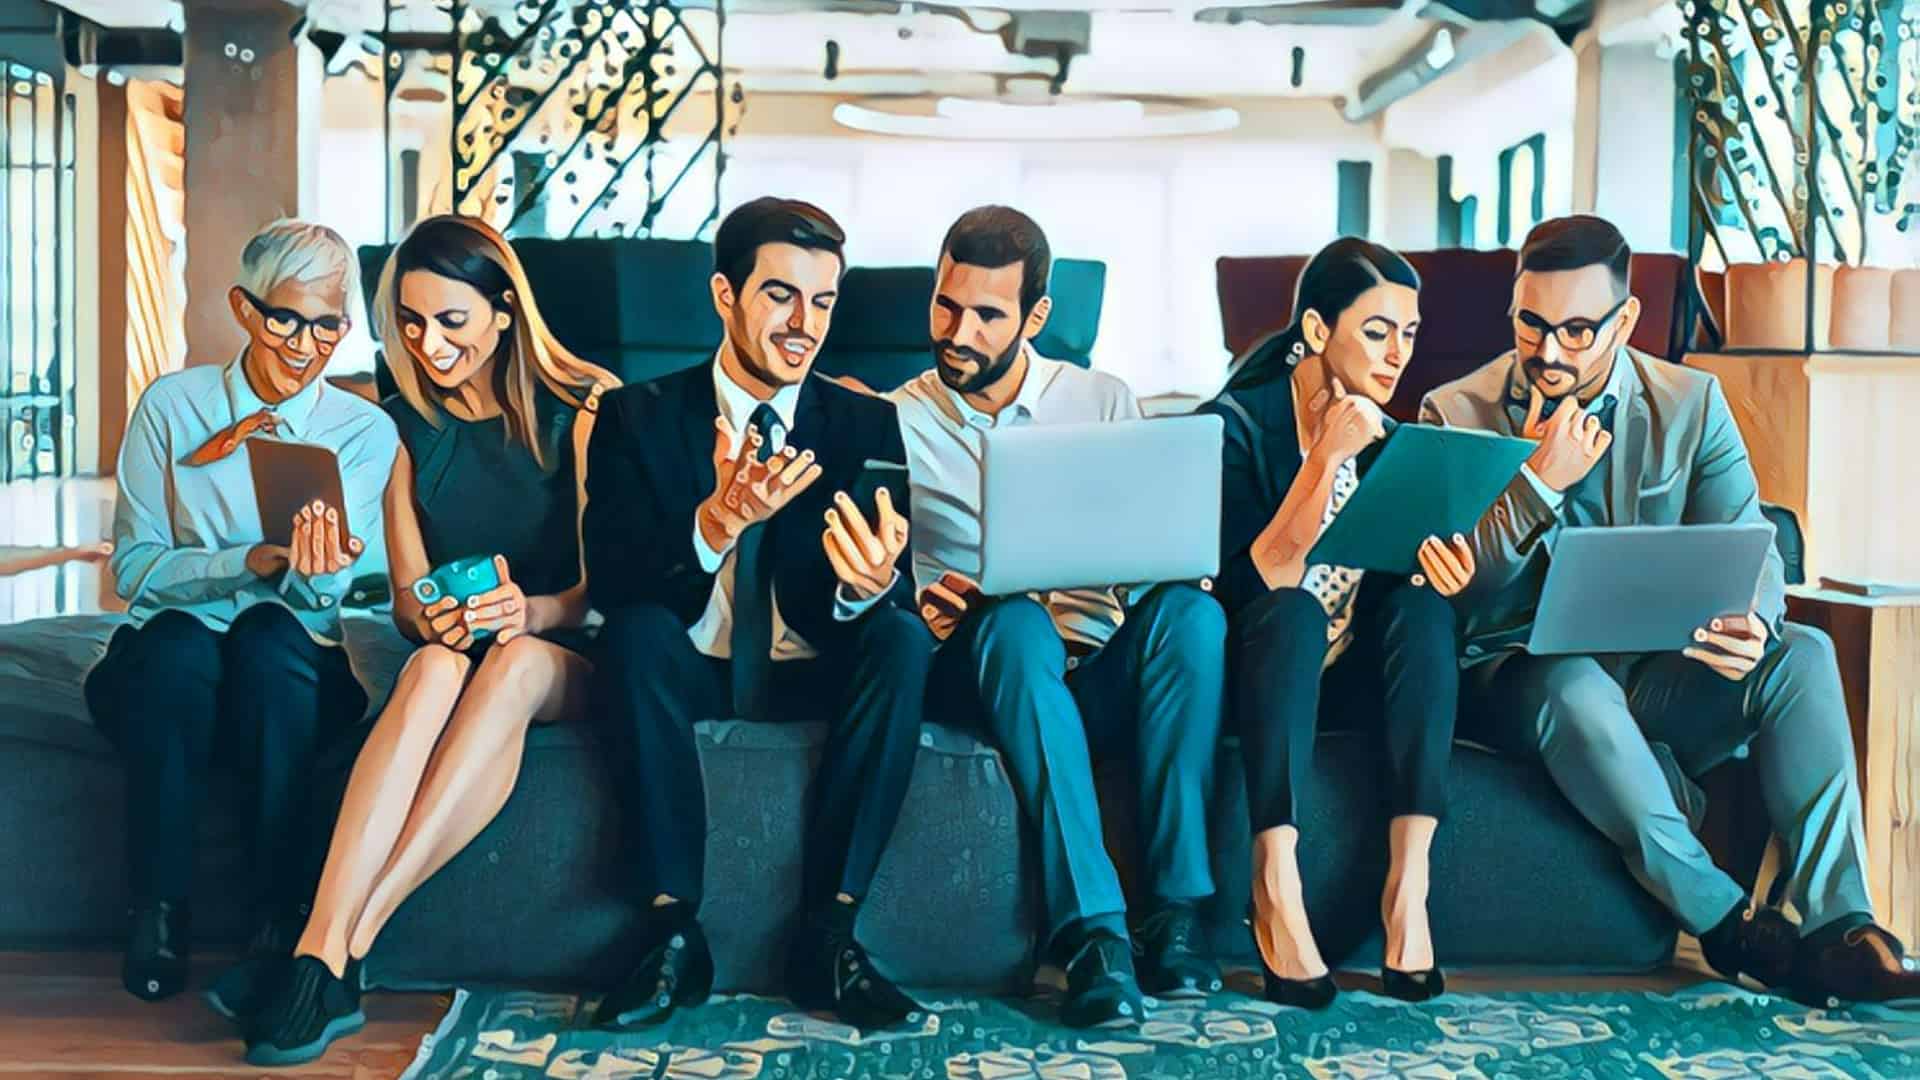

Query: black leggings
[1232,578,1459,833]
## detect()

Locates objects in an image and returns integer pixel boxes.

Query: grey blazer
[1418,346,1786,665]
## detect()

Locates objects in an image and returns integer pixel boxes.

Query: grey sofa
[0,608,1676,993]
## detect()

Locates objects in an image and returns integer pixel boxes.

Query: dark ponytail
[1226,237,1421,392]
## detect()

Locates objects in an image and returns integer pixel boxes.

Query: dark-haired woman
[1201,238,1474,1009]
[232,215,617,1065]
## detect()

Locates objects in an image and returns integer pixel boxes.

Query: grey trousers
[1464,622,1874,936]
[931,583,1224,956]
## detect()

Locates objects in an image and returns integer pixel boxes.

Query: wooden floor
[0,945,1715,1078]
[0,953,448,1079]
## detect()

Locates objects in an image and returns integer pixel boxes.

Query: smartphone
[923,570,982,621]
[849,459,909,523]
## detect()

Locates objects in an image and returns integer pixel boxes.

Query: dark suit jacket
[583,362,915,654]
[1198,360,1396,622]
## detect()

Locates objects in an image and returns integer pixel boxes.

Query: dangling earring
[1289,341,1306,365]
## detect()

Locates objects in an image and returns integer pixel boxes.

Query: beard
[934,334,1022,395]
[1521,354,1582,396]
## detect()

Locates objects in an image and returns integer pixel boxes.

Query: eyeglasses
[1511,296,1630,354]
[240,289,349,345]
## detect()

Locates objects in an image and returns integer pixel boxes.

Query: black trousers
[593,604,932,911]
[1232,578,1458,832]
[82,604,366,916]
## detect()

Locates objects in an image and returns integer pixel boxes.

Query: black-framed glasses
[240,289,349,345]
[1511,296,1630,354]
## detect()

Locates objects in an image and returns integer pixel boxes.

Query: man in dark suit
[583,198,930,1029]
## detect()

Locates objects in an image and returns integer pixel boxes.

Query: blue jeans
[929,583,1224,955]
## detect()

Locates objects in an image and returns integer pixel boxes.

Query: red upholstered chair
[1215,249,1694,421]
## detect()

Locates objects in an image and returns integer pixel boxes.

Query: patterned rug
[398,982,1920,1078]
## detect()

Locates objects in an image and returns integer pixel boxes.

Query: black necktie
[729,404,783,719]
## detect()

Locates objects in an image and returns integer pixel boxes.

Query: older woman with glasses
[85,219,399,1003]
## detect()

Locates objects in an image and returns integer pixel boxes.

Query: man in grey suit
[1421,215,1918,1004]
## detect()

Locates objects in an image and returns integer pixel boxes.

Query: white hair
[234,219,359,305]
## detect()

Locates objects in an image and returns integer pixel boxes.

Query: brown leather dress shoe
[1794,923,1920,1006]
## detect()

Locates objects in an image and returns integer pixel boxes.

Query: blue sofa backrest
[357,238,1105,395]
[812,259,1107,392]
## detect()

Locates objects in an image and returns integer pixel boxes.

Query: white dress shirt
[886,346,1140,650]
[108,356,398,644]
[687,357,887,661]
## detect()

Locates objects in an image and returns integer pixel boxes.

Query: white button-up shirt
[886,347,1140,650]
[108,356,398,644]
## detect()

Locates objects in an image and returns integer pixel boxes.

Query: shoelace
[1066,935,1130,985]
[1139,908,1197,953]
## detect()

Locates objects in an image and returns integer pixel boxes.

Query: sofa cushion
[0,613,1676,983]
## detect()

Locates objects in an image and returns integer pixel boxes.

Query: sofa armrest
[1761,503,1805,586]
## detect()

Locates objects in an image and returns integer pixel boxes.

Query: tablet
[248,439,349,548]
[1527,523,1775,655]
[1307,425,1535,574]
[979,415,1221,595]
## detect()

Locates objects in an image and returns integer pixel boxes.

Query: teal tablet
[1306,425,1535,575]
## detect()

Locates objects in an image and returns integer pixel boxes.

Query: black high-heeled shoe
[1381,965,1446,1003]
[1262,965,1339,1010]
[1246,904,1338,1010]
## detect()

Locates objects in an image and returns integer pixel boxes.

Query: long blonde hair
[374,215,615,468]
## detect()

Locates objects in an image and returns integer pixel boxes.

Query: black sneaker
[1135,901,1222,998]
[206,909,303,1024]
[243,956,365,1067]
[124,900,190,1002]
[1061,931,1146,1028]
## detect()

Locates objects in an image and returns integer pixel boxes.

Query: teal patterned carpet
[398,982,1920,1078]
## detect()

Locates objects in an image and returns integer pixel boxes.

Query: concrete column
[181,0,314,364]
[1382,148,1440,252]
[1571,33,1679,253]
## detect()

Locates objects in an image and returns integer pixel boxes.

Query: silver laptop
[979,414,1222,595]
[1527,523,1776,655]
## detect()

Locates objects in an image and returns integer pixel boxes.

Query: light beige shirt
[886,348,1140,650]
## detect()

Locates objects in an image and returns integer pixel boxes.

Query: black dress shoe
[124,900,191,1002]
[1381,965,1446,1002]
[1793,921,1920,1006]
[206,909,305,1024]
[1062,931,1146,1028]
[786,902,920,1029]
[243,956,365,1067]
[1135,901,1223,998]
[594,907,714,1030]
[1699,900,1797,988]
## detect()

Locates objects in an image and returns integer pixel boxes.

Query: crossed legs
[294,635,591,975]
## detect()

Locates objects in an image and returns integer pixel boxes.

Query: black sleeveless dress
[383,384,592,654]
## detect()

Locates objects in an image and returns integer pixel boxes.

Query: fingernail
[326,509,337,520]
[1454,533,1466,543]
[1711,619,1722,631]
[1694,629,1706,642]
[468,597,479,608]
